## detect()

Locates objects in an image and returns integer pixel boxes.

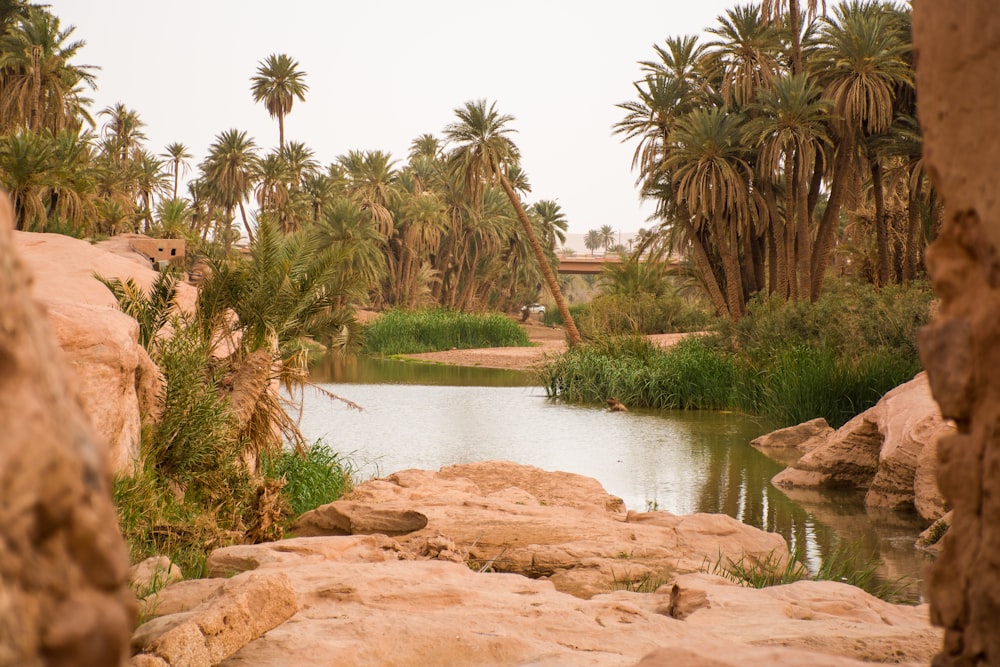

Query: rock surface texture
[0,194,135,666]
[134,462,940,666]
[12,231,195,473]
[769,373,951,522]
[914,2,1000,663]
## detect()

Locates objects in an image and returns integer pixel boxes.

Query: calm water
[301,354,933,600]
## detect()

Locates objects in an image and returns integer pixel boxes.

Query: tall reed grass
[541,280,932,429]
[363,308,530,355]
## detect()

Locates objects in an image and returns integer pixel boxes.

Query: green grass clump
[262,441,355,518]
[542,280,932,429]
[709,541,911,602]
[363,308,530,355]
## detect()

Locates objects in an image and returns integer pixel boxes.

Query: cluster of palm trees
[617,0,933,320]
[582,224,629,257]
[0,3,580,339]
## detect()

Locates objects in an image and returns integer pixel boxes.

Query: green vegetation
[107,220,359,575]
[363,308,530,355]
[262,441,355,519]
[710,541,912,603]
[541,280,932,428]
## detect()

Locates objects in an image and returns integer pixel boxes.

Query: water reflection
[302,354,930,600]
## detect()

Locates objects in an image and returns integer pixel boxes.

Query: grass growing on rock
[363,308,530,355]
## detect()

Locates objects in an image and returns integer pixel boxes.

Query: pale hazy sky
[49,0,737,235]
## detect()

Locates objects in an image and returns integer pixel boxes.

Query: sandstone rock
[131,570,298,666]
[751,417,832,451]
[140,540,937,667]
[770,374,949,522]
[914,422,951,522]
[13,231,195,473]
[205,534,403,578]
[292,501,428,537]
[772,410,882,490]
[130,556,184,595]
[865,374,951,512]
[0,194,135,665]
[325,461,788,599]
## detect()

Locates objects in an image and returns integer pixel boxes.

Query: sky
[49,0,737,237]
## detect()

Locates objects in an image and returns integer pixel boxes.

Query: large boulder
[293,461,789,599]
[769,373,950,522]
[0,194,135,665]
[12,231,195,473]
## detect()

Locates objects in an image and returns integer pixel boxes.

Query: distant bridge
[557,256,622,274]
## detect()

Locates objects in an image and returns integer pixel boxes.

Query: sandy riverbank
[396,317,696,372]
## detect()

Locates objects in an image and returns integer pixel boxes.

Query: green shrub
[542,280,933,428]
[363,308,530,355]
[262,441,355,518]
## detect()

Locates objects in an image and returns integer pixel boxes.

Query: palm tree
[761,0,826,75]
[250,53,308,149]
[0,7,97,133]
[531,199,568,251]
[746,73,832,299]
[810,0,911,295]
[598,224,616,252]
[444,100,581,345]
[664,107,753,319]
[201,128,260,248]
[706,4,783,108]
[98,103,145,164]
[0,128,53,229]
[161,142,192,199]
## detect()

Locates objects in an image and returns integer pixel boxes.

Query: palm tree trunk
[784,152,799,300]
[683,217,729,317]
[795,153,812,297]
[870,154,891,286]
[498,174,582,347]
[810,137,854,301]
[902,170,924,282]
[764,184,787,296]
[238,199,255,244]
[713,214,745,320]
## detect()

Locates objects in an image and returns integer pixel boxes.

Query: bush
[363,308,530,355]
[542,280,934,428]
[262,441,355,519]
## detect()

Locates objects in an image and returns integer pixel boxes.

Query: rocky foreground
[129,461,939,667]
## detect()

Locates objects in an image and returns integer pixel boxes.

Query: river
[301,354,933,601]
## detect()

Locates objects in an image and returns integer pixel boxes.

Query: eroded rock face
[768,373,950,522]
[0,194,135,665]
[131,461,940,665]
[12,232,197,473]
[294,461,788,599]
[913,2,1000,662]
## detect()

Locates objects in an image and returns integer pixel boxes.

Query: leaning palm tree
[444,99,581,346]
[250,53,308,150]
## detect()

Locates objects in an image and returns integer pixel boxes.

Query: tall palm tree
[706,4,783,108]
[0,7,96,133]
[531,199,568,251]
[584,229,602,257]
[810,0,911,295]
[161,141,192,199]
[250,53,308,149]
[0,128,53,229]
[201,128,260,248]
[761,0,826,75]
[747,73,832,299]
[598,224,616,252]
[444,99,581,346]
[664,107,753,319]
